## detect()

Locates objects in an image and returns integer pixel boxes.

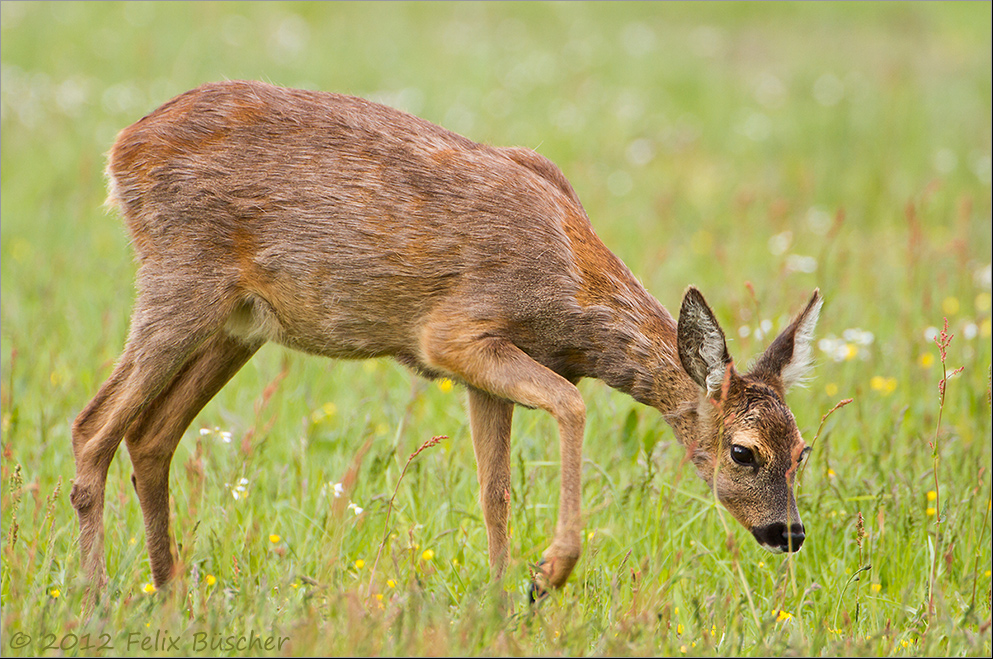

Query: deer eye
[730,444,756,466]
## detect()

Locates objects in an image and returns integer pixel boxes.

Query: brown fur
[71,81,823,594]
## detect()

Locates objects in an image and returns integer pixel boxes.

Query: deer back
[106,80,647,380]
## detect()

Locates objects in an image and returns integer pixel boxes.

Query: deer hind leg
[70,274,235,588]
[467,387,514,581]
[124,332,260,588]
[70,357,139,589]
[422,330,586,593]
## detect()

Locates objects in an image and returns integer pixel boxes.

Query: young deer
[71,80,823,596]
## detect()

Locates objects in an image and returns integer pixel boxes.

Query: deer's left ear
[677,286,733,397]
[750,290,823,392]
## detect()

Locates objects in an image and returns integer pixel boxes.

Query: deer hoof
[528,559,550,604]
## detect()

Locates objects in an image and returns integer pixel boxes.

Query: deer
[70,80,823,599]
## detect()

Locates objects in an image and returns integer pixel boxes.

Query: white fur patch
[224,296,282,345]
[780,294,823,390]
[701,326,728,395]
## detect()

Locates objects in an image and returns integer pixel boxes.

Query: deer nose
[752,522,805,552]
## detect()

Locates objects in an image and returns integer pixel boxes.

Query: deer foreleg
[422,328,586,593]
[467,387,514,580]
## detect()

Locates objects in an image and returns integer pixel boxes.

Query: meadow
[1,2,990,656]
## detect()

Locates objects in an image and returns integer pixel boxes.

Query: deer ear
[677,287,733,396]
[751,289,823,392]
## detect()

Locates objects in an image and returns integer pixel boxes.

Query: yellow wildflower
[355,559,365,569]
[437,378,454,393]
[870,376,897,396]
[143,583,156,594]
[825,382,838,396]
[926,490,937,502]
[311,402,337,423]
[205,574,217,586]
[269,534,281,544]
[941,296,960,315]
[918,353,934,369]
[775,609,793,622]
[421,549,435,562]
[50,588,60,598]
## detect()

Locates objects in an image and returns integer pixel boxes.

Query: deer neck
[559,211,700,443]
[561,276,699,451]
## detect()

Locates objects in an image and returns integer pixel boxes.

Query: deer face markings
[713,396,809,553]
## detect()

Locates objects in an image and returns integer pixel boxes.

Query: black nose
[752,522,805,552]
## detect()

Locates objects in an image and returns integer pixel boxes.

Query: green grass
[2,1,991,656]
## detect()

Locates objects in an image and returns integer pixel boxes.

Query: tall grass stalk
[368,434,446,598]
[927,318,964,626]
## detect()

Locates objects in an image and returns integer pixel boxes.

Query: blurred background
[3,1,990,307]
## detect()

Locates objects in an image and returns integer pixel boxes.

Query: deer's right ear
[750,289,823,392]
[677,287,732,396]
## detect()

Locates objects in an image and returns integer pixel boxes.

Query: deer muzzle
[751,522,805,553]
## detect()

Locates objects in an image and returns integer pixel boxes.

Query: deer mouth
[751,522,805,553]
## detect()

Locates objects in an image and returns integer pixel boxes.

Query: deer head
[677,287,823,553]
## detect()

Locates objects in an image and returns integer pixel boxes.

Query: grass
[1,1,991,656]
